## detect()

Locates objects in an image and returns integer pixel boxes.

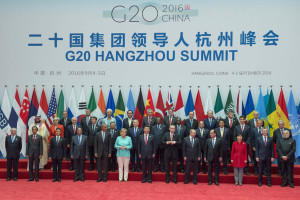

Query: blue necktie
[11,136,14,143]
[209,118,212,127]
[102,132,105,142]
[212,139,215,148]
[78,136,81,145]
[134,128,136,137]
[190,119,193,127]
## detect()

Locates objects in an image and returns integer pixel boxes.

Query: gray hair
[106,109,113,113]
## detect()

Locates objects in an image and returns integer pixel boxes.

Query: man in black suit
[175,117,186,173]
[233,115,251,175]
[122,110,134,130]
[108,121,119,172]
[196,121,210,174]
[152,117,167,172]
[66,117,81,171]
[183,129,201,185]
[26,126,43,182]
[163,108,176,131]
[224,111,239,148]
[251,119,264,175]
[215,119,230,175]
[49,128,66,182]
[94,123,112,182]
[59,111,72,160]
[142,108,156,131]
[273,120,292,177]
[138,126,155,183]
[204,129,223,186]
[256,128,274,187]
[5,128,22,181]
[204,110,218,131]
[183,111,198,135]
[87,116,100,171]
[128,119,143,172]
[248,111,261,128]
[71,127,88,182]
[162,125,181,184]
[80,108,92,135]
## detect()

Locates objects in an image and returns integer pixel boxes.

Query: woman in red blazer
[48,117,64,143]
[231,133,247,186]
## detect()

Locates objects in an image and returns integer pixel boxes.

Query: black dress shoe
[208,181,212,185]
[6,178,12,181]
[267,183,272,187]
[224,171,228,175]
[180,169,184,173]
[112,169,115,172]
[280,183,287,187]
[97,178,103,182]
[166,180,170,184]
[28,178,34,182]
[35,178,39,182]
[173,180,177,184]
[73,178,78,182]
[184,181,189,184]
[52,179,57,182]
[193,181,197,185]
[278,173,282,177]
[258,182,262,187]
[57,179,61,182]
[160,169,165,173]
[131,169,135,172]
[254,172,258,176]
[148,180,152,183]
[142,180,147,183]
[154,169,158,172]
[203,171,207,174]
[81,178,85,182]
[215,181,219,186]
[88,167,93,171]
[13,178,17,181]
[137,169,141,172]
[103,179,107,182]
[246,172,250,176]
[68,168,74,171]
[290,184,295,188]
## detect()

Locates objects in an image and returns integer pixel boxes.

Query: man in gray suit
[71,127,88,182]
[94,124,112,182]
[5,128,22,181]
[26,126,43,182]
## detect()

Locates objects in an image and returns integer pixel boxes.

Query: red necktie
[170,134,173,141]
[73,125,76,135]
[148,117,151,125]
[230,119,232,128]
[145,135,148,145]
[241,125,244,132]
[169,116,172,126]
[33,135,36,142]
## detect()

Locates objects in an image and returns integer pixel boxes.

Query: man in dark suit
[224,111,239,148]
[196,121,210,174]
[152,117,167,172]
[273,120,292,177]
[87,116,101,171]
[128,119,143,172]
[66,117,81,171]
[122,110,134,130]
[183,111,198,135]
[94,123,112,182]
[256,128,274,187]
[251,119,264,175]
[142,108,156,131]
[204,110,218,130]
[163,108,176,131]
[59,111,72,160]
[49,128,66,182]
[233,115,251,175]
[204,129,223,186]
[5,128,22,181]
[138,126,155,183]
[175,117,186,173]
[183,129,201,185]
[26,126,43,182]
[248,111,261,128]
[80,108,92,135]
[162,125,181,184]
[215,119,230,175]
[71,127,88,182]
[108,121,119,172]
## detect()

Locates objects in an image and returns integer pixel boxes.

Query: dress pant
[208,159,220,182]
[154,147,164,171]
[7,157,19,179]
[234,167,244,184]
[117,156,130,181]
[29,155,40,179]
[244,144,250,173]
[185,159,198,182]
[52,158,62,179]
[130,148,141,170]
[74,158,85,179]
[178,147,184,171]
[281,160,294,185]
[198,146,207,173]
[96,154,108,180]
[276,150,282,174]
[222,149,229,173]
[66,148,71,160]
[252,150,258,173]
[165,154,178,181]
[89,146,95,168]
[109,150,117,170]
[258,158,271,184]
[142,157,153,181]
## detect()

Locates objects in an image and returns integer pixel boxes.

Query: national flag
[56,89,66,119]
[133,88,145,127]
[266,89,279,137]
[225,88,237,117]
[287,89,300,157]
[46,88,57,126]
[1,88,11,122]
[37,88,49,131]
[204,87,214,115]
[185,89,195,117]
[9,88,21,128]
[236,89,245,118]
[165,91,174,115]
[27,87,39,127]
[174,89,185,121]
[77,87,87,123]
[0,88,11,157]
[245,89,255,121]
[144,88,155,117]
[106,89,115,116]
[88,87,97,114]
[297,101,300,121]
[67,87,78,119]
[124,88,135,118]
[276,88,290,129]
[17,89,30,156]
[114,90,125,130]
[255,88,268,126]
[264,88,270,108]
[155,89,165,119]
[214,87,225,120]
[92,88,106,119]
[194,89,205,121]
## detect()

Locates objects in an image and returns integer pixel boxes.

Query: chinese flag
[134,88,145,127]
[144,88,156,117]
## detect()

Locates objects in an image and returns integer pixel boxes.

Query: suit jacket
[162,132,182,158]
[71,134,89,159]
[128,127,144,150]
[87,123,101,146]
[5,135,22,159]
[203,117,218,130]
[195,128,210,150]
[80,116,92,135]
[273,128,292,145]
[204,137,223,162]
[255,136,274,160]
[175,125,187,148]
[59,118,72,131]
[142,116,157,130]
[183,136,201,160]
[94,131,112,157]
[49,136,66,159]
[251,127,263,148]
[248,118,264,129]
[151,124,167,149]
[26,134,43,157]
[215,127,230,150]
[224,117,239,141]
[276,137,296,162]
[233,124,251,145]
[108,128,120,151]
[138,134,155,159]
[183,118,198,135]
[122,118,135,130]
[66,124,82,145]
[163,115,177,131]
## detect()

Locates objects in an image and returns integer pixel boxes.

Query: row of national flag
[0,87,300,158]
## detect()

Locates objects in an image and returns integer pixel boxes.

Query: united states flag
[47,88,57,126]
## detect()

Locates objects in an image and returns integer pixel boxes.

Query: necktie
[56,137,59,144]
[255,119,258,127]
[241,125,244,132]
[102,132,105,142]
[92,124,95,132]
[190,119,193,127]
[73,125,76,135]
[11,136,14,143]
[258,128,261,135]
[191,138,194,148]
[230,119,232,128]
[64,119,67,127]
[281,129,283,137]
[33,135,36,143]
[209,118,212,126]
[148,117,151,125]
[177,125,180,135]
[170,134,173,141]
[201,129,203,137]
[169,116,172,126]
[212,139,215,148]
[111,130,114,138]
[86,117,89,125]
[221,128,223,137]
[264,136,267,146]
[134,128,137,137]
[145,135,148,145]
[129,118,131,127]
[78,136,81,145]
